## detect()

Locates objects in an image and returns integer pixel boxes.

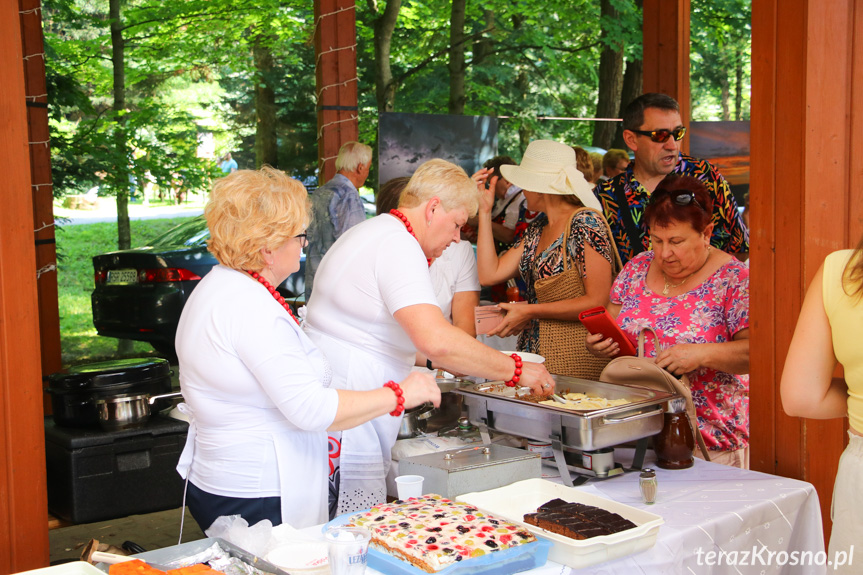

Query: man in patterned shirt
[305,141,372,301]
[594,93,749,265]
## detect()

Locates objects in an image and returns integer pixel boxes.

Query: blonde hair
[335,141,373,173]
[398,159,479,216]
[206,166,310,271]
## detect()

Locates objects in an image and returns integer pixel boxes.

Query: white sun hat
[500,140,603,212]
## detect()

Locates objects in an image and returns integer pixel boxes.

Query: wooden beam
[642,0,691,153]
[19,0,62,415]
[0,0,50,569]
[314,0,359,184]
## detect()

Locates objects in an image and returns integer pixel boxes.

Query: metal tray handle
[601,405,663,424]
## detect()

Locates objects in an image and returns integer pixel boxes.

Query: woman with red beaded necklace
[173,167,441,532]
[305,159,555,516]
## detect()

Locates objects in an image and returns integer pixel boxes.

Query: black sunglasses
[295,233,308,245]
[630,126,687,143]
[670,190,704,211]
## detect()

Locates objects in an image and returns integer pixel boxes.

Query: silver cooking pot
[94,391,182,431]
[397,402,435,439]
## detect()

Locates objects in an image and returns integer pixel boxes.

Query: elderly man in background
[305,141,373,301]
[594,93,748,265]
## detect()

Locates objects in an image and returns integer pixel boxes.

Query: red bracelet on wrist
[504,353,523,387]
[384,380,405,416]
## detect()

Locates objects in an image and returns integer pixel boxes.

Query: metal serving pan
[454,375,678,452]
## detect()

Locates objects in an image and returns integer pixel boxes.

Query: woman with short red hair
[587,174,750,468]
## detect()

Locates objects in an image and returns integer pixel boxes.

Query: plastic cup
[324,526,371,575]
[395,474,424,500]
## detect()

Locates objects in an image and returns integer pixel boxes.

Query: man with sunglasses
[594,93,749,265]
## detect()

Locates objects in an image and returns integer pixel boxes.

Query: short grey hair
[399,159,479,217]
[335,141,373,173]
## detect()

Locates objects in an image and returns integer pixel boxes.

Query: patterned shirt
[305,173,366,301]
[611,251,750,451]
[515,210,617,353]
[594,154,749,265]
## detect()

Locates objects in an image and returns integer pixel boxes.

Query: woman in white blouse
[174,167,440,531]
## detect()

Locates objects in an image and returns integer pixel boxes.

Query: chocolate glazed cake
[523,498,637,540]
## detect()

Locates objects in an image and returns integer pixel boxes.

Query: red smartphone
[578,306,637,356]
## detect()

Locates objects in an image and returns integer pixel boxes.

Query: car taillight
[137,268,202,283]
[94,270,107,284]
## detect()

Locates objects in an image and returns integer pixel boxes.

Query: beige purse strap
[636,328,711,461]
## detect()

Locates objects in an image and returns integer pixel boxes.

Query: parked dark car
[92,216,305,357]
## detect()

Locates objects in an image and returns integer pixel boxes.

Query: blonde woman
[174,167,440,531]
[782,234,863,570]
[305,159,554,514]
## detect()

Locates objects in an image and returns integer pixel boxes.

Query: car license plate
[106,269,138,284]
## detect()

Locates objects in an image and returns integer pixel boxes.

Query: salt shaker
[639,468,658,504]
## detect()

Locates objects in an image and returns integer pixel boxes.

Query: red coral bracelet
[504,353,523,387]
[384,380,405,416]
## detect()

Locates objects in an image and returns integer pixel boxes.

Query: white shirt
[430,241,480,322]
[304,214,439,513]
[491,185,524,230]
[175,265,338,528]
[304,215,438,368]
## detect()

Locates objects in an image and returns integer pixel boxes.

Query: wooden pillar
[642,0,691,153]
[0,0,51,570]
[314,0,359,184]
[751,0,863,545]
[19,0,62,414]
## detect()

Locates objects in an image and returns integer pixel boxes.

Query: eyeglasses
[670,190,705,212]
[630,126,687,143]
[295,233,308,247]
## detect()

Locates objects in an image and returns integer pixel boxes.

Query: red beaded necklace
[245,270,299,324]
[389,209,432,267]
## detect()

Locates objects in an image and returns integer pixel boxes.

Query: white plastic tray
[456,478,663,570]
[15,563,105,575]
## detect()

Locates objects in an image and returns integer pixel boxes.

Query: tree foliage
[44,0,750,225]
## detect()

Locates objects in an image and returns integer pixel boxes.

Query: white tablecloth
[305,453,826,575]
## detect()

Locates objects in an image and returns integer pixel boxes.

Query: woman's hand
[654,343,705,376]
[488,302,531,337]
[585,332,620,358]
[517,361,556,396]
[398,371,442,409]
[471,168,496,215]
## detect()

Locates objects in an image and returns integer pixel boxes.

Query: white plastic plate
[457,478,663,570]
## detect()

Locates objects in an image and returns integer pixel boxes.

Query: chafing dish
[454,375,679,486]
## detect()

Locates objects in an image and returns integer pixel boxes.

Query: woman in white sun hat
[476,140,622,379]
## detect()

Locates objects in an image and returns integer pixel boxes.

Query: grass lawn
[56,214,199,367]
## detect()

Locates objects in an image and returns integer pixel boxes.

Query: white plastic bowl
[501,351,545,364]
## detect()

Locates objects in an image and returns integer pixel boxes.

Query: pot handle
[148,391,182,405]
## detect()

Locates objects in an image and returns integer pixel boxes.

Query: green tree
[690,0,751,121]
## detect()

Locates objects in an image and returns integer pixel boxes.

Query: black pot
[46,358,173,429]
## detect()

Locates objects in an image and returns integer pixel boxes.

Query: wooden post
[19,0,62,415]
[642,0,691,153]
[0,0,50,570]
[314,0,359,184]
[751,0,863,545]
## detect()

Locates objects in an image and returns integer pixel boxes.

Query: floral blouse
[610,251,750,452]
[516,209,617,353]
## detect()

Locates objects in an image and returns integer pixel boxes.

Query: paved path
[54,198,205,225]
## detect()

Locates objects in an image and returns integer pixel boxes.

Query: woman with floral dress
[476,140,621,380]
[587,174,750,468]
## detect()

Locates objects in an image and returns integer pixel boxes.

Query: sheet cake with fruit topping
[347,494,536,573]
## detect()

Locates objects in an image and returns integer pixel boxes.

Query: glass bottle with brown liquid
[653,399,695,469]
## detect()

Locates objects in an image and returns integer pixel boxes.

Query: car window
[148,217,210,247]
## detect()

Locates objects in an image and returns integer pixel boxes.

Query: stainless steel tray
[454,375,677,452]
